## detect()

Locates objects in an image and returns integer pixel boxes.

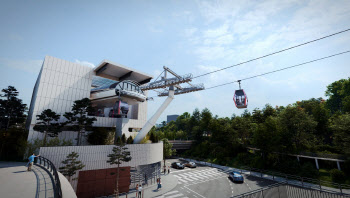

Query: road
[156,159,276,198]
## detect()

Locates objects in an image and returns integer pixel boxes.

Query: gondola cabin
[109,100,129,118]
[233,89,248,109]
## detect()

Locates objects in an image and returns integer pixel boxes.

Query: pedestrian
[163,166,166,174]
[158,181,162,191]
[145,174,148,185]
[168,166,170,174]
[135,184,139,198]
[27,153,40,171]
[138,185,142,198]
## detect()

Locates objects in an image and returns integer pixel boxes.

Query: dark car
[183,162,197,168]
[229,171,244,182]
[171,162,184,169]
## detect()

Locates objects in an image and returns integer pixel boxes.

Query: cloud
[0,58,42,73]
[148,26,163,33]
[75,59,95,68]
[183,28,198,37]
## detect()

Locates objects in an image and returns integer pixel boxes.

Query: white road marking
[167,194,184,198]
[183,186,206,198]
[186,191,191,193]
[163,191,179,196]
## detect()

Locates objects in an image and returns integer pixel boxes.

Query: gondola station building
[26,56,163,197]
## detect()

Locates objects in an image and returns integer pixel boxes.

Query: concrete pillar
[115,118,129,144]
[315,158,319,170]
[337,161,341,171]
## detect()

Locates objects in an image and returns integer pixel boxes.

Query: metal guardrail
[181,158,350,196]
[231,182,350,198]
[300,151,348,160]
[35,156,62,198]
[239,166,350,194]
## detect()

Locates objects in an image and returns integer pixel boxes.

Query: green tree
[252,116,280,158]
[149,131,157,143]
[64,98,96,145]
[33,109,63,146]
[0,86,27,159]
[161,138,176,168]
[59,152,85,182]
[126,136,133,144]
[0,86,27,130]
[0,126,28,160]
[331,113,350,155]
[107,143,132,198]
[121,134,126,144]
[326,78,350,113]
[278,105,317,153]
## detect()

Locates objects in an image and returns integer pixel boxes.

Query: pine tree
[64,98,96,145]
[107,143,132,198]
[126,136,133,144]
[33,109,63,146]
[59,152,85,182]
[121,134,126,144]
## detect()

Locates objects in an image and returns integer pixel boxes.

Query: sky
[1,0,350,123]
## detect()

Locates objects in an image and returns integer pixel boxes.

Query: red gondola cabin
[233,89,248,109]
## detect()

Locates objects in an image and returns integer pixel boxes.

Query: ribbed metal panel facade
[39,143,163,191]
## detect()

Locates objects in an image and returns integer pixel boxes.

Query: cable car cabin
[109,101,129,118]
[233,89,248,109]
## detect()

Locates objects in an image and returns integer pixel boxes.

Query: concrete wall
[39,142,163,191]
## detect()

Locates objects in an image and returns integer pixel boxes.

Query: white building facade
[26,55,153,145]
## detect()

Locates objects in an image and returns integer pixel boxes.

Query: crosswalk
[172,167,231,185]
[155,190,188,198]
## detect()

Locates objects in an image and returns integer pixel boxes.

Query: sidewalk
[0,161,55,198]
[120,173,178,198]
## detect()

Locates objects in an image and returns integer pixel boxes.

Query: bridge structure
[168,140,193,151]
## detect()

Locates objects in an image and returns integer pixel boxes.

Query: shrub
[330,169,345,182]
[237,153,251,165]
[342,159,350,176]
[250,155,264,169]
[87,128,114,145]
[300,162,318,178]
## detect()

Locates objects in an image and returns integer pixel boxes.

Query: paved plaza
[0,161,55,198]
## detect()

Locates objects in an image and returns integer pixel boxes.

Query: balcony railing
[35,156,62,198]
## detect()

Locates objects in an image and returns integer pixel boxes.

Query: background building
[26,55,153,145]
[167,114,179,123]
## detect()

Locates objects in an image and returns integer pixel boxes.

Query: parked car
[184,162,197,168]
[229,171,244,182]
[171,162,184,169]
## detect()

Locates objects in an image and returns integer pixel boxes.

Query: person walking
[157,180,162,191]
[138,185,142,198]
[135,184,139,198]
[27,153,39,171]
[163,166,166,174]
[145,174,148,185]
[168,166,170,174]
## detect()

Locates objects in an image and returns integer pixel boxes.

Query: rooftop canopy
[94,60,153,85]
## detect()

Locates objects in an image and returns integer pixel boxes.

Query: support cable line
[193,28,350,79]
[205,50,350,90]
